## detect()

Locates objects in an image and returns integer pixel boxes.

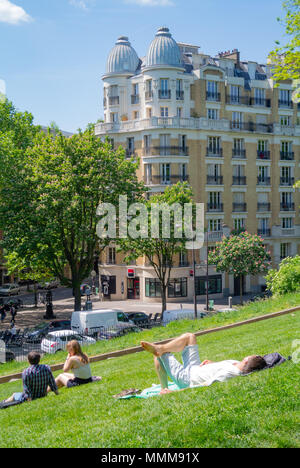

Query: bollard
[229,296,233,309]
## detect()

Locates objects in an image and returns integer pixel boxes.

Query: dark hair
[27,351,41,366]
[242,355,266,374]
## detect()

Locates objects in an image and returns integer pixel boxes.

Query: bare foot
[140,341,162,357]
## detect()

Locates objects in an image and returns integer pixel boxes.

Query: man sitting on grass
[2,351,58,405]
[141,333,266,394]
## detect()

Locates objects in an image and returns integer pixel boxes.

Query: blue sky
[0,0,287,132]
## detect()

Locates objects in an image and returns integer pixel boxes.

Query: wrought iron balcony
[207,203,224,212]
[158,89,171,99]
[257,176,271,186]
[206,91,221,102]
[232,148,246,158]
[280,151,294,161]
[257,150,271,160]
[176,91,184,100]
[143,146,189,157]
[206,147,223,157]
[278,99,293,109]
[280,202,295,211]
[280,177,295,186]
[131,95,140,105]
[226,95,250,106]
[250,97,271,108]
[257,202,271,212]
[232,176,247,186]
[206,175,224,185]
[257,229,271,237]
[144,175,189,185]
[232,203,247,212]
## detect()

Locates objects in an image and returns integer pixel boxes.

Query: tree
[118,182,198,317]
[269,0,300,98]
[208,232,272,305]
[266,255,300,295]
[0,122,145,311]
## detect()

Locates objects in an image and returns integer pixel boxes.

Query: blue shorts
[13,392,25,402]
[158,345,202,389]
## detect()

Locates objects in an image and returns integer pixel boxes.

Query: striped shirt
[21,365,57,402]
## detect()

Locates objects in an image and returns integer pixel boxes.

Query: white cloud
[125,0,174,5]
[0,0,31,24]
[69,0,89,9]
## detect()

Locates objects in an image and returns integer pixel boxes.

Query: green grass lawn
[0,309,299,448]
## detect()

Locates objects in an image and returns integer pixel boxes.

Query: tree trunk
[73,280,82,312]
[240,275,243,305]
[34,282,38,308]
[161,286,167,321]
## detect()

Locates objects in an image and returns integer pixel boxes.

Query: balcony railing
[158,90,171,99]
[257,229,271,237]
[257,150,271,160]
[125,149,137,159]
[131,95,140,105]
[226,95,250,106]
[206,175,223,185]
[232,203,247,212]
[278,100,293,109]
[144,175,189,185]
[280,203,295,211]
[231,122,273,133]
[280,151,294,161]
[176,91,184,100]
[250,97,271,107]
[257,176,271,186]
[145,91,153,101]
[143,146,189,157]
[280,177,295,186]
[232,148,246,158]
[108,96,120,106]
[257,202,271,212]
[232,176,247,186]
[206,147,223,157]
[207,203,224,212]
[206,91,221,102]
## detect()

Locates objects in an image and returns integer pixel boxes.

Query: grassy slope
[1,292,300,377]
[0,311,299,448]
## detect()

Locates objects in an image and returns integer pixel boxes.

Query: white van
[71,309,130,335]
[162,308,206,325]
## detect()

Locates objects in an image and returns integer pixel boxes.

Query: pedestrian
[10,305,17,324]
[0,306,6,323]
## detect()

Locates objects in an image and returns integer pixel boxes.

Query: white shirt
[189,360,242,388]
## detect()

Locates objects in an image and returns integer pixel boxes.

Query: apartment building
[95,27,300,303]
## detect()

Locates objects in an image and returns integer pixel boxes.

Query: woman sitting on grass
[54,340,93,389]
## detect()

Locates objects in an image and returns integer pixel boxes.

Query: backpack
[262,352,289,369]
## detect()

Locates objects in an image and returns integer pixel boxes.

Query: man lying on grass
[141,333,266,394]
[2,351,58,405]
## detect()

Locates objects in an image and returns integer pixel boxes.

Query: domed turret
[106,36,139,75]
[145,27,182,69]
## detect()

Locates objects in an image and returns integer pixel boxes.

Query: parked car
[125,312,151,328]
[41,330,96,354]
[71,309,130,335]
[0,284,21,296]
[98,323,141,340]
[38,279,60,290]
[23,320,71,343]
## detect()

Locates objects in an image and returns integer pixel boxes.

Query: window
[146,108,152,118]
[133,111,139,120]
[195,275,222,295]
[110,113,118,123]
[168,278,187,298]
[234,218,245,231]
[176,80,184,100]
[179,251,188,266]
[160,107,169,117]
[279,89,291,106]
[208,219,222,232]
[281,218,294,229]
[177,107,183,118]
[280,243,291,259]
[232,112,243,129]
[208,136,221,154]
[161,163,171,184]
[230,85,240,103]
[254,88,265,105]
[207,81,219,100]
[127,137,135,156]
[107,247,116,265]
[207,108,219,120]
[145,278,161,297]
[160,79,170,99]
[100,275,116,295]
[280,115,291,126]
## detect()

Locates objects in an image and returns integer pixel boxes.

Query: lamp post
[192,240,197,320]
[206,230,209,312]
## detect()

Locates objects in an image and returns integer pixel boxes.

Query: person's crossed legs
[141,333,200,392]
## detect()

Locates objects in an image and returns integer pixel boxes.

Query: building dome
[106,36,139,75]
[145,27,182,69]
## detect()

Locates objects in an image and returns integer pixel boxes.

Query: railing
[125,149,137,159]
[108,96,120,106]
[206,175,223,185]
[176,91,184,100]
[278,100,293,109]
[250,97,271,107]
[257,203,271,212]
[257,176,271,186]
[145,91,153,100]
[232,148,246,158]
[206,147,223,157]
[280,177,295,186]
[143,146,189,157]
[257,150,271,160]
[131,95,140,105]
[207,203,224,212]
[144,175,189,185]
[257,229,271,237]
[226,95,250,106]
[206,91,221,102]
[231,122,273,133]
[232,203,247,212]
[232,176,247,186]
[280,151,294,161]
[280,203,295,211]
[158,90,171,99]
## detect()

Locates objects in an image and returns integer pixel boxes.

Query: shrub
[266,255,300,296]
